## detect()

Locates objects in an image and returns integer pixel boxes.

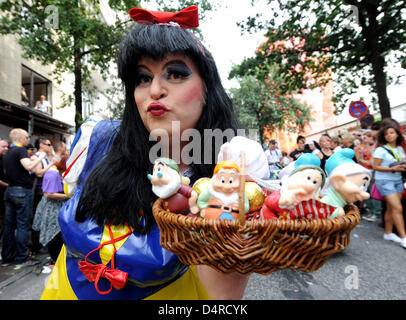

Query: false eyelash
[166,64,192,77]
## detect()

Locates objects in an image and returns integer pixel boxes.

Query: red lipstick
[147,102,169,116]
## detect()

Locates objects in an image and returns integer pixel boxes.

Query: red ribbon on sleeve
[129,5,199,29]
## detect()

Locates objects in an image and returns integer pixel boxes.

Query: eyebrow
[137,59,189,72]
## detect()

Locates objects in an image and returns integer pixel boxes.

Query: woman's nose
[150,77,167,100]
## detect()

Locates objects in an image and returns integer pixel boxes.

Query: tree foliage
[230,65,312,144]
[232,0,406,119]
[0,0,215,128]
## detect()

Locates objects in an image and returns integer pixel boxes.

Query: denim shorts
[375,179,404,197]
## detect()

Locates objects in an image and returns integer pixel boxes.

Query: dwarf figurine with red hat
[190,160,249,220]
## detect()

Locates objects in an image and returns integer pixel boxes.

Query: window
[21,65,52,115]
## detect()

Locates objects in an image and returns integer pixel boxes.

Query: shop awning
[0,98,73,136]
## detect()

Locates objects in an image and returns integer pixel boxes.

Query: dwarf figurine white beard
[152,168,182,199]
[207,175,239,206]
[149,157,197,215]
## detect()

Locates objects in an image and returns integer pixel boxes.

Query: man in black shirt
[1,128,46,266]
[289,135,309,161]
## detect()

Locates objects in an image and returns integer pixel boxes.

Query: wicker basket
[152,152,361,275]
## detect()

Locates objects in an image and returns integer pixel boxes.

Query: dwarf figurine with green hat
[261,153,337,220]
[148,157,198,215]
[320,148,372,219]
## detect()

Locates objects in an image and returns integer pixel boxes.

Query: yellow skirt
[41,245,210,300]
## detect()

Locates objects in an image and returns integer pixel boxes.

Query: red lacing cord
[79,222,132,295]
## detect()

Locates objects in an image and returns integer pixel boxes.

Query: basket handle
[238,151,246,225]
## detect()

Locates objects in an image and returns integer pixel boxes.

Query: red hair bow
[129,5,199,29]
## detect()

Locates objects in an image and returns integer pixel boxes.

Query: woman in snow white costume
[41,6,251,300]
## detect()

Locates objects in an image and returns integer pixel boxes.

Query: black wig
[75,24,240,234]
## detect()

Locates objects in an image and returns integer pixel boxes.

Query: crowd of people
[263,118,406,248]
[0,129,68,267]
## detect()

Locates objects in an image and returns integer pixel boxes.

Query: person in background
[315,135,333,171]
[376,118,406,231]
[0,138,9,240]
[262,139,269,151]
[1,129,47,266]
[265,140,283,180]
[308,140,321,155]
[33,145,68,264]
[289,135,307,161]
[370,121,382,143]
[280,151,290,167]
[21,87,29,107]
[380,118,406,154]
[35,95,52,114]
[26,143,36,159]
[331,136,342,153]
[356,130,378,221]
[356,130,374,170]
[265,140,282,161]
[372,124,406,249]
[353,130,363,142]
[341,133,355,149]
[31,138,57,254]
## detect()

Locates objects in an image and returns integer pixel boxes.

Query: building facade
[0,30,116,151]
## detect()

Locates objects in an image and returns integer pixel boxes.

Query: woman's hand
[391,164,406,172]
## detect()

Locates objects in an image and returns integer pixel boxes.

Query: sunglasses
[44,143,52,146]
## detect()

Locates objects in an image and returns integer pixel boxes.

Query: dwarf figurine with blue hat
[261,153,337,220]
[320,148,372,219]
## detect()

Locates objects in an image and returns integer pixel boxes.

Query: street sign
[360,114,374,127]
[349,101,368,118]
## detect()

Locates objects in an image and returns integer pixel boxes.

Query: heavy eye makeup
[165,62,192,80]
[134,69,152,87]
[134,61,192,87]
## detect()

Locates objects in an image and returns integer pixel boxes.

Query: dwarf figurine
[148,157,198,215]
[320,148,371,219]
[261,153,336,220]
[190,160,249,220]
